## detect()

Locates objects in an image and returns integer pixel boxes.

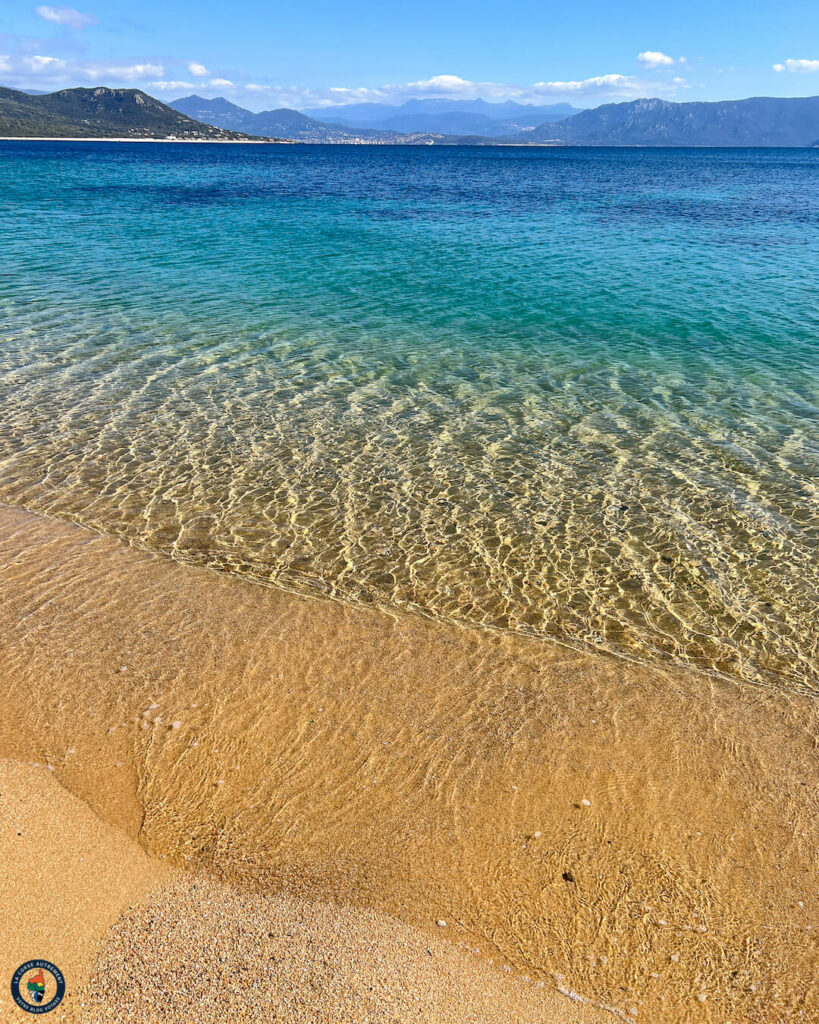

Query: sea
[1,142,817,691]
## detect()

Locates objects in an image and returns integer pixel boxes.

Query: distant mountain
[349,110,531,137]
[0,86,265,140]
[10,88,818,147]
[164,93,819,146]
[524,96,819,146]
[168,94,261,133]
[305,98,580,136]
[169,95,445,143]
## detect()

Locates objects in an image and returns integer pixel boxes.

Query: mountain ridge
[0,86,273,140]
[303,98,580,135]
[170,92,819,147]
[522,95,819,146]
[168,95,446,143]
[4,87,819,147]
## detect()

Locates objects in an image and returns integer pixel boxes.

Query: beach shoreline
[0,502,816,1022]
[0,136,291,143]
[0,758,610,1023]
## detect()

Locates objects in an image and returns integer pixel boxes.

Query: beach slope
[0,504,816,1022]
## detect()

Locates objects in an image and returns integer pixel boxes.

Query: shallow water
[0,142,817,690]
[1,503,817,1024]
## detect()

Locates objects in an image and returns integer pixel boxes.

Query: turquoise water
[1,142,817,690]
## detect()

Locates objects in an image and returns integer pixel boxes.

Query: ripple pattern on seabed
[0,143,817,692]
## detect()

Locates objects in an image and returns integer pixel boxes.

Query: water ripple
[0,143,817,692]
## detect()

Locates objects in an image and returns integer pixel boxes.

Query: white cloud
[773,58,819,73]
[402,74,474,94]
[294,71,668,109]
[87,63,163,82]
[0,53,163,88]
[531,73,645,95]
[637,51,676,68]
[188,62,208,77]
[0,59,685,110]
[25,55,67,71]
[35,5,97,29]
[149,80,194,92]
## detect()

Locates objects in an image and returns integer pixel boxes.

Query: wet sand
[0,503,816,1022]
[0,760,606,1023]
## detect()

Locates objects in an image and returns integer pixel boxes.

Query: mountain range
[301,98,580,136]
[168,95,445,143]
[171,93,819,147]
[526,95,819,146]
[169,95,579,140]
[0,86,263,140]
[3,86,819,147]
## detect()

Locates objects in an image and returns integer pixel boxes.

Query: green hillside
[0,86,274,140]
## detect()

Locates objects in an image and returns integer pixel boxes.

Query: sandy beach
[0,759,606,1023]
[0,502,816,1022]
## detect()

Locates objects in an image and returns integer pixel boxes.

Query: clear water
[1,142,817,691]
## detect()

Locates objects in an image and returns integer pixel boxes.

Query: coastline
[0,502,816,1022]
[0,136,291,143]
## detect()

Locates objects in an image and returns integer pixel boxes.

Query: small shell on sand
[436,919,447,927]
[581,799,591,807]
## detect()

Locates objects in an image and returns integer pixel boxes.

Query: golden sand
[0,758,169,1019]
[0,503,816,1023]
[0,760,607,1023]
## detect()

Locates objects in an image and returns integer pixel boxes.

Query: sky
[1,0,819,111]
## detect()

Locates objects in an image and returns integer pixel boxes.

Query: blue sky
[1,0,818,110]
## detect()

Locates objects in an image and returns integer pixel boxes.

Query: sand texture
[0,503,817,1023]
[0,760,607,1024]
[79,875,614,1024]
[0,758,168,1019]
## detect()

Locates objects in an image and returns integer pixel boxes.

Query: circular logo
[10,961,65,1014]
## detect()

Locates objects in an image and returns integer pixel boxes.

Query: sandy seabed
[0,503,816,1023]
